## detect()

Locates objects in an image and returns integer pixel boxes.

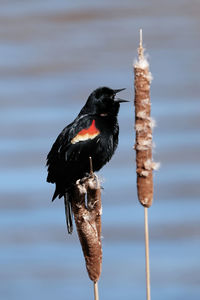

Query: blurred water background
[0,0,200,299]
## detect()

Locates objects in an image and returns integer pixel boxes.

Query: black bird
[46,86,128,234]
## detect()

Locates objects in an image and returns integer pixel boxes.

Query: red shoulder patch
[71,120,100,144]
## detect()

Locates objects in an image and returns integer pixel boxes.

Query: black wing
[46,121,73,184]
[46,115,100,195]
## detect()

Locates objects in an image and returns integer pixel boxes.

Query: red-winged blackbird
[46,86,128,234]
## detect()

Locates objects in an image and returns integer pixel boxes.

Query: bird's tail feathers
[64,193,73,234]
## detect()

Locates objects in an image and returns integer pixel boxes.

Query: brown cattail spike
[71,159,102,283]
[134,29,154,207]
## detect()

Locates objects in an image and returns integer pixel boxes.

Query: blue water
[1,1,200,299]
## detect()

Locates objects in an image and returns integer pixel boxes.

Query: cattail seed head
[134,31,157,207]
[72,173,102,282]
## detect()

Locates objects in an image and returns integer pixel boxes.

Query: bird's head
[80,86,128,117]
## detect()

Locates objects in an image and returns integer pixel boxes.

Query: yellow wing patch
[71,120,100,144]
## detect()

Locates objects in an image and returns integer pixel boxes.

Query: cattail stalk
[134,29,159,300]
[144,206,151,300]
[94,281,99,300]
[71,157,102,300]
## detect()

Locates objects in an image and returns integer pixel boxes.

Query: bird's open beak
[114,88,126,94]
[114,88,129,103]
[115,99,129,103]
